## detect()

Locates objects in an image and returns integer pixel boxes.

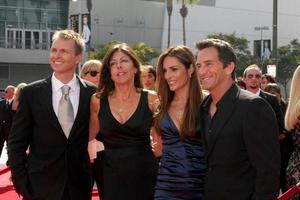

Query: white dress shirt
[51,73,80,119]
[255,88,261,96]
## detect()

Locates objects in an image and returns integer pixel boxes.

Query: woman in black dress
[89,43,158,200]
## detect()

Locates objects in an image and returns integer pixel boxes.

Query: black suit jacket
[0,99,7,137]
[200,84,280,200]
[8,76,96,200]
[259,90,284,132]
[0,99,13,140]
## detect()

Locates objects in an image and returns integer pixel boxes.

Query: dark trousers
[61,186,71,200]
[0,130,6,159]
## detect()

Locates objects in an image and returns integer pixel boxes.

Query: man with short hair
[0,85,15,159]
[196,38,280,200]
[0,99,10,158]
[8,29,95,200]
[4,85,15,103]
[243,64,284,133]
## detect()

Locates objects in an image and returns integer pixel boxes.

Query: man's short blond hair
[52,29,85,55]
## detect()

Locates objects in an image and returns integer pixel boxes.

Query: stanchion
[278,182,300,200]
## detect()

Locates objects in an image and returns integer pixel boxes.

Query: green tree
[88,41,159,65]
[206,33,259,77]
[277,39,300,97]
[132,42,160,64]
[88,41,118,61]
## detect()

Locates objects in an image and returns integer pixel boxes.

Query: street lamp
[254,26,269,60]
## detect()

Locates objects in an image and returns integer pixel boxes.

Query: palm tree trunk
[168,15,171,47]
[167,0,173,48]
[182,17,186,45]
[87,0,92,14]
[180,0,188,45]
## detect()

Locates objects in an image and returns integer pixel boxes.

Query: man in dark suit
[243,64,285,133]
[196,38,280,200]
[0,94,14,159]
[8,30,95,200]
[0,99,8,157]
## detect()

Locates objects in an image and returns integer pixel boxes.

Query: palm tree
[86,0,92,14]
[178,0,198,45]
[167,0,173,48]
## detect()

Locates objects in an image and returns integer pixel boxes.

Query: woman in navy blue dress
[153,45,207,200]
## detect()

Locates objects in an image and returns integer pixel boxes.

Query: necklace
[114,92,135,114]
[118,107,125,113]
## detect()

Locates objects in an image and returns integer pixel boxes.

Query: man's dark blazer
[259,90,284,132]
[200,84,280,200]
[0,99,7,155]
[0,99,13,156]
[8,76,95,200]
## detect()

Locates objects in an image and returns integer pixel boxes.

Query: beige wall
[69,0,165,50]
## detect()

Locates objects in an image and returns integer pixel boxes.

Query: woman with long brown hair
[89,43,158,200]
[153,45,206,199]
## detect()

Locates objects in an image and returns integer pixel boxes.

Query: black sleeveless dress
[97,91,158,200]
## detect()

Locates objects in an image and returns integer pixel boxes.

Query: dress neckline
[108,91,143,125]
[167,113,180,135]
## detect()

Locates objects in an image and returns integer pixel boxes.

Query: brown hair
[262,74,276,83]
[264,83,281,95]
[154,45,203,137]
[98,43,143,97]
[196,38,237,80]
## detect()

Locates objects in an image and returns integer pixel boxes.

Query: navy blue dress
[154,114,206,200]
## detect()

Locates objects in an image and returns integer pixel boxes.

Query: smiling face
[49,38,82,76]
[109,50,137,85]
[196,47,233,94]
[162,56,191,92]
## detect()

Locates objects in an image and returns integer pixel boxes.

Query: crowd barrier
[278,182,300,200]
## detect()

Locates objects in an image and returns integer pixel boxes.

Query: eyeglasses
[85,71,99,77]
[246,74,261,79]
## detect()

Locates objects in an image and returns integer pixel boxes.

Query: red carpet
[0,165,100,200]
[0,165,20,200]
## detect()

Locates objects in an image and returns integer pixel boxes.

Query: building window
[0,64,9,80]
